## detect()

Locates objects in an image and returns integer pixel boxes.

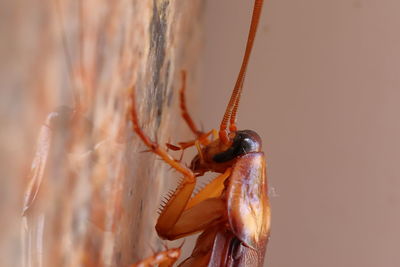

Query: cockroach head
[213,130,262,162]
[190,130,262,174]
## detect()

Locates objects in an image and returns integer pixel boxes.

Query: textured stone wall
[0,0,203,266]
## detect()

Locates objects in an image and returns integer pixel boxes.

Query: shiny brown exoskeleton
[130,0,270,266]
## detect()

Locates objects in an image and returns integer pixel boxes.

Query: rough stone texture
[0,0,203,266]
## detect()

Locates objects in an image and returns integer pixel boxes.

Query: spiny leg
[131,87,227,242]
[130,87,201,236]
[185,168,232,210]
[158,195,225,240]
[156,170,230,240]
[130,88,195,182]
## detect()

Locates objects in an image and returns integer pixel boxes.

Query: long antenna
[219,0,264,144]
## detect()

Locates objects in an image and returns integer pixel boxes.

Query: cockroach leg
[157,193,225,240]
[174,129,214,150]
[155,168,231,241]
[165,129,214,164]
[165,143,181,151]
[130,88,195,183]
[165,142,186,162]
[131,87,210,238]
[129,247,181,267]
[179,70,203,137]
[185,168,232,210]
[194,140,204,164]
[211,129,219,140]
[164,70,216,153]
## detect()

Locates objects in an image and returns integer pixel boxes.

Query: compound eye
[213,130,262,163]
[239,136,258,153]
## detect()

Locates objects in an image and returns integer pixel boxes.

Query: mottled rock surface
[0,0,203,266]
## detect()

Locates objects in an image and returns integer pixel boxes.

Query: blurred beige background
[200,0,400,266]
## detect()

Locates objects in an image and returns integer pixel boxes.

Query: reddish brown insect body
[130,0,270,266]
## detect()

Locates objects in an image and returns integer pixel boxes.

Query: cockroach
[130,0,270,266]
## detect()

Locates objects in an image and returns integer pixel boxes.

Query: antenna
[219,0,264,144]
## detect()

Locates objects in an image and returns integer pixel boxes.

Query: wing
[179,225,262,267]
[208,228,268,267]
[226,152,270,251]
